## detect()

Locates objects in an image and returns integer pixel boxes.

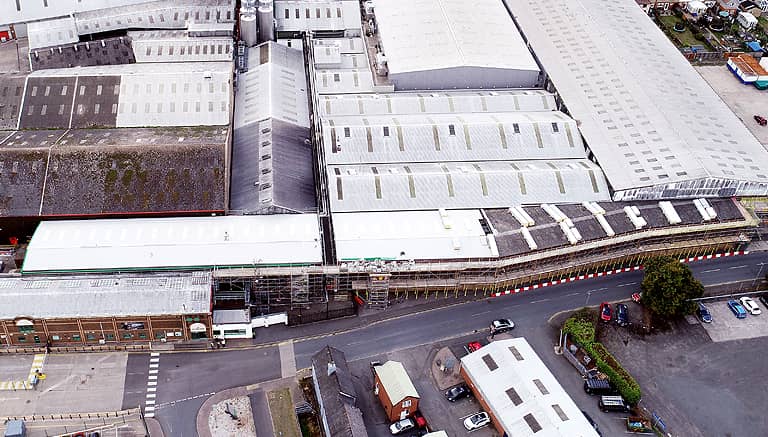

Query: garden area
[655,7,768,53]
[658,15,713,49]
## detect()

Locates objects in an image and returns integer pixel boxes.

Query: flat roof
[372,0,539,75]
[504,0,768,194]
[23,215,323,273]
[323,112,585,164]
[327,160,610,212]
[333,209,498,260]
[0,272,211,319]
[461,338,599,437]
[274,0,362,32]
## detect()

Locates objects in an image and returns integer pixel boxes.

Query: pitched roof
[311,346,369,437]
[375,360,419,403]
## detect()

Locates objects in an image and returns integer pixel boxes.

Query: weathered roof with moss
[0,127,228,217]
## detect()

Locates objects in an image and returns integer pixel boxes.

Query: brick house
[373,361,420,422]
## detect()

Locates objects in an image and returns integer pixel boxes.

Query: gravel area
[208,396,257,437]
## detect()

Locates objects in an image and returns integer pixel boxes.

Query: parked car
[616,303,629,326]
[598,395,631,413]
[490,318,515,334]
[581,410,602,435]
[631,292,642,304]
[467,341,482,352]
[599,302,612,322]
[463,412,491,431]
[739,297,761,315]
[755,115,767,126]
[696,302,712,323]
[445,384,471,402]
[759,294,768,308]
[727,300,748,319]
[390,418,416,435]
[584,378,615,395]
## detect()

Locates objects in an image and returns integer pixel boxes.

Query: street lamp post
[585,290,593,307]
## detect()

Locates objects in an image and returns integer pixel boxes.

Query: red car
[599,302,612,322]
[467,341,482,352]
[755,115,767,126]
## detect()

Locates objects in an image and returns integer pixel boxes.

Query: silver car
[463,412,490,430]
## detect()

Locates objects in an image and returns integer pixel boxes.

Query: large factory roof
[318,90,557,117]
[0,0,150,26]
[0,127,228,217]
[333,209,498,261]
[20,62,232,128]
[0,75,25,130]
[22,215,323,274]
[231,42,316,214]
[0,272,211,319]
[274,0,362,33]
[504,0,768,198]
[327,160,609,212]
[372,0,539,76]
[129,30,234,63]
[322,112,585,164]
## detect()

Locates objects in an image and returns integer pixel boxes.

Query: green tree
[640,256,704,319]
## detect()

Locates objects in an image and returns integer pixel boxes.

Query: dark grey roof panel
[311,346,368,437]
[70,76,121,129]
[19,76,77,129]
[0,143,47,217]
[30,37,135,71]
[0,75,26,130]
[231,119,316,214]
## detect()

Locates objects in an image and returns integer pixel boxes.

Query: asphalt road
[122,251,768,436]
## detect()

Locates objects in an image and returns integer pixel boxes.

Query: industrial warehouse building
[461,338,599,436]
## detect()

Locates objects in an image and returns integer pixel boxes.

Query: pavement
[0,37,30,74]
[696,65,768,146]
[701,297,768,342]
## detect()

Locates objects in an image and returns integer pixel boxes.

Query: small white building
[737,11,758,29]
[686,0,708,15]
[461,338,599,437]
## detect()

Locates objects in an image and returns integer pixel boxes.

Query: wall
[389,66,540,91]
[0,313,212,347]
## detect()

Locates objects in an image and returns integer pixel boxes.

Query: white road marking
[148,369,159,374]
[728,265,747,269]
[530,298,551,304]
[147,381,158,386]
[702,268,721,273]
[471,310,492,317]
[150,352,160,357]
[617,282,637,287]
[145,400,156,405]
[565,292,580,297]
[146,393,156,399]
[148,375,158,380]
[147,387,157,392]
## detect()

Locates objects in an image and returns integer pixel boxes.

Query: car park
[598,395,631,413]
[697,302,713,323]
[445,384,471,402]
[727,300,747,319]
[390,418,416,435]
[584,378,615,395]
[616,303,629,326]
[599,302,612,322]
[463,412,491,431]
[490,318,515,334]
[739,297,761,315]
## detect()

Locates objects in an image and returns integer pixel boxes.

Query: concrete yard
[0,352,128,416]
[696,65,768,146]
[601,311,768,437]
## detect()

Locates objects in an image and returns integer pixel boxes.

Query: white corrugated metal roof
[323,112,584,164]
[315,69,375,95]
[333,209,499,260]
[319,90,557,116]
[28,16,79,49]
[375,361,419,404]
[129,30,233,63]
[234,42,310,128]
[504,0,768,193]
[327,160,610,212]
[372,0,539,75]
[0,272,211,319]
[461,338,599,437]
[22,215,322,273]
[275,0,361,32]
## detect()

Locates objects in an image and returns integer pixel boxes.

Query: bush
[584,343,642,405]
[562,310,642,405]
[562,309,597,345]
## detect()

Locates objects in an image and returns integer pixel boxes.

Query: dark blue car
[697,303,712,323]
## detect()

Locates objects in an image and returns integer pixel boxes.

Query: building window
[285,9,289,19]
[18,325,34,334]
[383,126,390,137]
[86,333,96,340]
[506,387,523,406]
[51,335,61,341]
[513,123,520,134]
[402,399,411,408]
[552,122,559,133]
[344,127,350,137]
[122,333,133,339]
[508,346,524,361]
[333,73,340,82]
[18,336,26,342]
[107,333,115,340]
[139,333,147,339]
[482,354,498,371]
[448,124,456,136]
[295,8,300,18]
[155,332,165,339]
[533,379,549,395]
[72,334,81,341]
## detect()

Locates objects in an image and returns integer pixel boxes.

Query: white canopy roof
[23,215,322,273]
